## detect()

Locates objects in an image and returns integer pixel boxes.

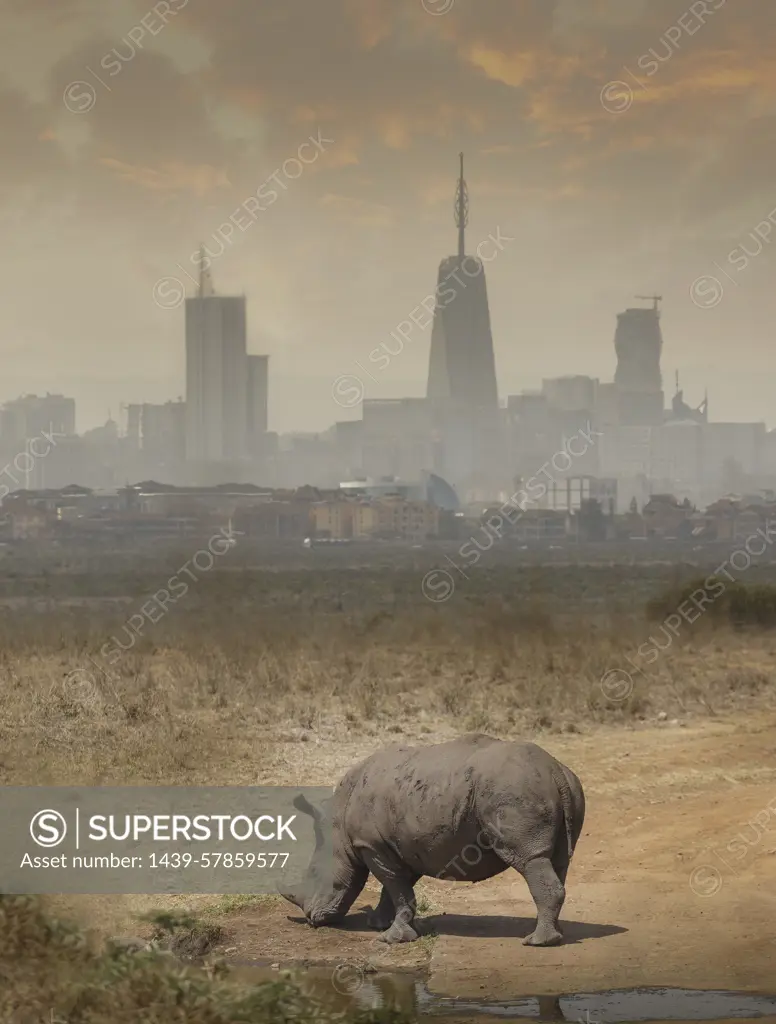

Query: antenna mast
[197,244,215,297]
[454,152,469,259]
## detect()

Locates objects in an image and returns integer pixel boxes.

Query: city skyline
[2,1,776,433]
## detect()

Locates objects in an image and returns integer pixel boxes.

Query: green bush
[0,896,411,1024]
[646,579,776,629]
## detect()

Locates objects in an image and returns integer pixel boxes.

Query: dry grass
[0,567,775,789]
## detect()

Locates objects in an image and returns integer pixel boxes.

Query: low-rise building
[311,500,355,539]
[702,496,776,543]
[512,508,569,541]
[356,496,439,541]
[233,501,312,539]
[641,493,694,539]
[8,505,52,540]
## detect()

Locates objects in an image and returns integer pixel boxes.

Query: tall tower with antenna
[184,248,248,463]
[425,154,500,490]
[426,153,498,408]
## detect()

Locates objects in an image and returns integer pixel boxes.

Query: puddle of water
[426,991,776,1021]
[227,965,776,1022]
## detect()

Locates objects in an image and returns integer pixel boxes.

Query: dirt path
[205,712,776,997]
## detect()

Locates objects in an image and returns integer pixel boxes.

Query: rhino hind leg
[486,807,566,946]
[519,857,565,947]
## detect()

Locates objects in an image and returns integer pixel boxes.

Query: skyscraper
[425,155,501,491]
[185,250,248,462]
[246,354,269,453]
[426,154,499,410]
[0,393,76,443]
[613,295,665,426]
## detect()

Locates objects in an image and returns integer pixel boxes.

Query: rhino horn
[277,884,304,910]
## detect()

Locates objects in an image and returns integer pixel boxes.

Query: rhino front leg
[378,880,419,944]
[363,854,419,944]
[366,886,395,930]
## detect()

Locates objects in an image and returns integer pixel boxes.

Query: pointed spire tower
[425,153,500,490]
[426,152,498,409]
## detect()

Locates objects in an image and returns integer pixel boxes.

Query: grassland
[3,547,776,1020]
[2,551,776,788]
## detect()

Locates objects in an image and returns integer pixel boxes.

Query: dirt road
[210,712,776,998]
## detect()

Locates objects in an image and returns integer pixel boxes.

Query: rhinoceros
[279,734,585,945]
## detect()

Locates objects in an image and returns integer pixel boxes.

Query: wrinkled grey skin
[279,734,585,946]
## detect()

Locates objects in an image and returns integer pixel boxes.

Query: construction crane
[636,294,662,311]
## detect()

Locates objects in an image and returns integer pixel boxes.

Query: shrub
[0,896,411,1024]
[646,579,776,629]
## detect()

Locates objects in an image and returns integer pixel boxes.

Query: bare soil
[55,710,776,1000]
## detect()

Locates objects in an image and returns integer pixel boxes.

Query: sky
[2,0,776,434]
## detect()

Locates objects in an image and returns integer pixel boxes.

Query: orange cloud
[219,85,265,112]
[98,158,232,196]
[344,0,394,50]
[378,115,412,150]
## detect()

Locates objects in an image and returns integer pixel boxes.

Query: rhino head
[278,793,366,927]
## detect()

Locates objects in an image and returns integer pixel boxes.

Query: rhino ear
[293,793,322,821]
[293,793,328,847]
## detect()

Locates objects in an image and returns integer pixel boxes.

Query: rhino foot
[377,919,419,944]
[366,907,394,931]
[522,926,563,947]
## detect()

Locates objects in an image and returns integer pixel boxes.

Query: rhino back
[336,736,568,878]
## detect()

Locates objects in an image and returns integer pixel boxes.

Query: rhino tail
[551,765,575,862]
